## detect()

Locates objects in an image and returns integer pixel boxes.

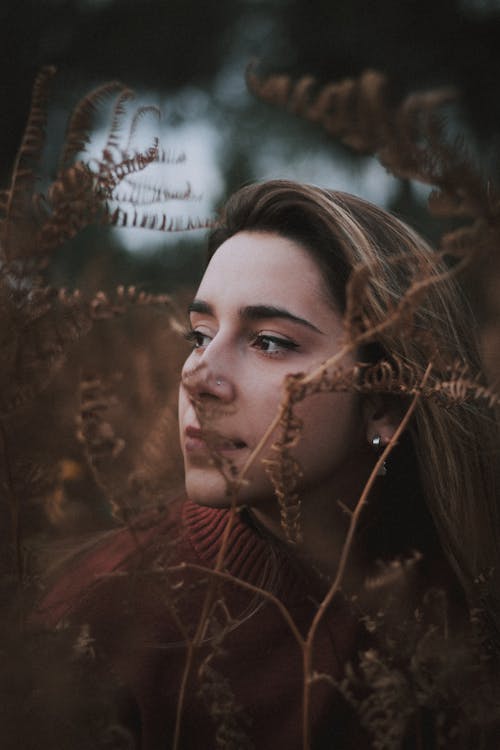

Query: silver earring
[371,434,387,476]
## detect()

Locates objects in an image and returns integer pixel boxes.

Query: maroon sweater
[36,498,364,749]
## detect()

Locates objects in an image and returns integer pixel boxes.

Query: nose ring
[215,379,222,386]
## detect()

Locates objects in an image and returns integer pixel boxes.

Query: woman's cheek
[293,391,361,474]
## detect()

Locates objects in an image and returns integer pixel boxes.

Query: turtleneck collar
[182,499,313,604]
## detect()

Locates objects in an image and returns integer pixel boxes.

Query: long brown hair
[208,179,500,618]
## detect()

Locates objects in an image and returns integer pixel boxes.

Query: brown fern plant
[0,69,204,597]
[0,69,205,749]
[246,65,500,267]
[339,576,500,749]
[0,69,195,422]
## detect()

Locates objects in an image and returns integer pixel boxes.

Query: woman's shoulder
[33,496,187,628]
[33,497,286,629]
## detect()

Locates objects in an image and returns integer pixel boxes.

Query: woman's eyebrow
[241,305,325,334]
[188,299,324,334]
[188,299,213,315]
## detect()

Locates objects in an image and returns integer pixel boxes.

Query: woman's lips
[184,426,247,454]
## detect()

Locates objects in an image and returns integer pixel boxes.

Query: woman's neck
[249,468,381,586]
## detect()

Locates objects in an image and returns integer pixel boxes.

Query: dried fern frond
[247,65,500,267]
[103,87,136,157]
[355,355,500,410]
[125,104,161,153]
[0,272,185,419]
[11,66,56,173]
[341,649,415,750]
[429,360,500,408]
[59,81,127,169]
[197,661,254,750]
[246,64,453,171]
[112,179,196,206]
[98,142,159,196]
[1,69,210,265]
[76,375,125,493]
[270,353,499,419]
[0,66,56,262]
[107,206,213,233]
[262,393,305,544]
[246,66,402,154]
[88,284,183,330]
[0,268,91,416]
[155,148,187,165]
[39,161,103,252]
[343,585,500,749]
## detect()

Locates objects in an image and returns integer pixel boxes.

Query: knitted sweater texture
[37,498,364,749]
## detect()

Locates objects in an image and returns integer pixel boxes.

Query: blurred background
[2,0,500,291]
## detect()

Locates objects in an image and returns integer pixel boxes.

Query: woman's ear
[362,395,402,447]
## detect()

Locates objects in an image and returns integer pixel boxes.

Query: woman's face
[178,231,366,523]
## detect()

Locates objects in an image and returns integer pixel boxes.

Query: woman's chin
[184,469,239,508]
[184,467,272,511]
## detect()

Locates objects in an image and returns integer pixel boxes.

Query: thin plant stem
[171,562,305,649]
[172,638,195,748]
[301,362,433,750]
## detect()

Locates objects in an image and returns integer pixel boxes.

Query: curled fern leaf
[103,87,135,156]
[125,104,161,153]
[59,81,127,170]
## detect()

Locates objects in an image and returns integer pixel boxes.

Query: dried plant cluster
[0,69,194,747]
[1,66,500,749]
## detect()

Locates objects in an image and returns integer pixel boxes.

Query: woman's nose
[181,356,235,403]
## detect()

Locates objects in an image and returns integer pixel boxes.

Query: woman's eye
[184,328,212,349]
[251,333,299,355]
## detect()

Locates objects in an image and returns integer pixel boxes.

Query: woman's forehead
[199,231,330,303]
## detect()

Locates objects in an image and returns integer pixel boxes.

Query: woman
[38,180,500,749]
